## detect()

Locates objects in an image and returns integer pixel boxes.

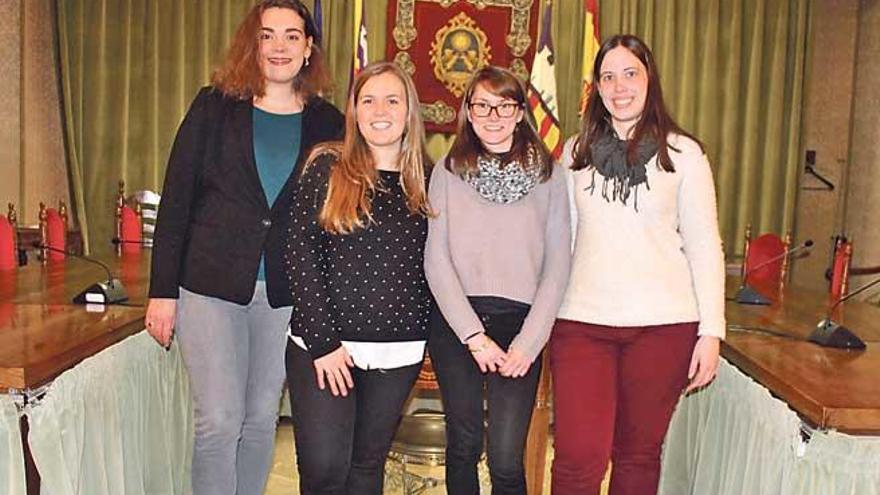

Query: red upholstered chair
[39,200,69,263]
[0,203,16,271]
[829,237,853,303]
[116,180,143,255]
[741,224,792,295]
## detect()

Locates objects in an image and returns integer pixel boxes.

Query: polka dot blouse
[284,153,431,359]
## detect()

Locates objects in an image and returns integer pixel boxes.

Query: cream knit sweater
[558,135,727,339]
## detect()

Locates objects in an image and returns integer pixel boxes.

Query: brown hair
[572,34,702,172]
[305,62,432,235]
[446,66,552,181]
[211,0,331,100]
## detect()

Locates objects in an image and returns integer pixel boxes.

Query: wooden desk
[0,252,149,390]
[724,278,880,433]
[0,252,149,495]
[0,251,150,306]
[0,304,145,390]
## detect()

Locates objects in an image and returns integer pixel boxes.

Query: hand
[499,346,534,378]
[313,346,355,397]
[145,298,177,348]
[685,336,720,393]
[467,334,506,373]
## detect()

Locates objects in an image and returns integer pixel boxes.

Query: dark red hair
[211,0,331,100]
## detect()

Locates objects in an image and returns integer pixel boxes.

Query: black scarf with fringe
[586,130,659,211]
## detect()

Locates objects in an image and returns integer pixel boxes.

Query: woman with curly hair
[145,2,342,493]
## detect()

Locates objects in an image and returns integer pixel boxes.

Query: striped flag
[313,0,323,41]
[527,0,562,160]
[351,0,368,82]
[580,0,601,114]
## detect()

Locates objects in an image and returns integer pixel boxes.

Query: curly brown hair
[211,0,331,100]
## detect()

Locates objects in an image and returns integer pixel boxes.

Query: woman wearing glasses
[424,66,570,494]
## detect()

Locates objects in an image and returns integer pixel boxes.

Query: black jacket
[149,86,344,307]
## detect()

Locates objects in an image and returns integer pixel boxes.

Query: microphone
[807,275,879,350]
[32,242,128,305]
[736,239,814,305]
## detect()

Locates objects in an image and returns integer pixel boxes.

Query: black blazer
[149,86,344,307]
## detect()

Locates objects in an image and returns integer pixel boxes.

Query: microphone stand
[736,240,814,305]
[34,243,129,305]
[807,276,880,350]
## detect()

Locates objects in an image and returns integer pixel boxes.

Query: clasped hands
[467,333,532,378]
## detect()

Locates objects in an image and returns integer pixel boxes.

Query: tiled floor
[265,419,609,494]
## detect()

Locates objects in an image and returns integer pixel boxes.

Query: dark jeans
[428,307,542,495]
[285,341,421,495]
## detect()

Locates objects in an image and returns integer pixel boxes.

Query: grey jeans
[177,283,289,495]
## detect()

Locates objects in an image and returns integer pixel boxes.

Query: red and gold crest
[387,0,540,133]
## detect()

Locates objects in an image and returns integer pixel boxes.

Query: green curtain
[0,394,25,495]
[56,0,254,253]
[26,332,193,495]
[659,359,880,495]
[598,0,811,252]
[58,0,809,256]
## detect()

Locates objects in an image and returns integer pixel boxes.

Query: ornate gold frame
[391,0,537,125]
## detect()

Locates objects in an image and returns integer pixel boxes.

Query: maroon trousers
[549,319,698,495]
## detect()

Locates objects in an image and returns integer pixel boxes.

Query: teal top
[253,107,303,281]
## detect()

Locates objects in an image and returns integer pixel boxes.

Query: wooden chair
[829,237,853,303]
[741,224,792,295]
[0,203,16,271]
[525,353,552,494]
[116,180,143,255]
[39,200,69,263]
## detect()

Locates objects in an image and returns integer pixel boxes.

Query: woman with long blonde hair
[283,61,432,495]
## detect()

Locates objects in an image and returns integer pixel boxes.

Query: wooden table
[0,252,150,391]
[0,251,149,495]
[724,278,880,433]
[0,251,150,307]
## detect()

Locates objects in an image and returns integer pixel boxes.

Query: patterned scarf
[466,146,542,204]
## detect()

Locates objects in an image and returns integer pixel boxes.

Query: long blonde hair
[306,62,432,234]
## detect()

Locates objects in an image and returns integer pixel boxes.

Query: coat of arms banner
[386,0,540,133]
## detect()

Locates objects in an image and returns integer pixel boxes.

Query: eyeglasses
[468,101,520,118]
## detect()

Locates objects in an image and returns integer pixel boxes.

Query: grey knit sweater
[424,156,571,362]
